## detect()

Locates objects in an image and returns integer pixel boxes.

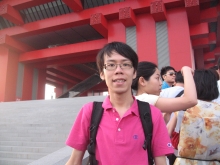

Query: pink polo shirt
[66,96,173,165]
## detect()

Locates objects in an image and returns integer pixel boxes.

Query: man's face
[100,51,136,95]
[163,69,176,83]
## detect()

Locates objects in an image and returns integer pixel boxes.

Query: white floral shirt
[174,100,220,165]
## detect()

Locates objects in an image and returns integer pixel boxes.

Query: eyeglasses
[166,72,176,76]
[104,63,133,71]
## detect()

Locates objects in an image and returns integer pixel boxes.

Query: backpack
[87,100,154,165]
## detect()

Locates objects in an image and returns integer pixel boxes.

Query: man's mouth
[113,79,126,82]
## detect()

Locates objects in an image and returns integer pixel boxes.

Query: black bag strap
[175,90,184,98]
[137,100,154,165]
[87,102,103,165]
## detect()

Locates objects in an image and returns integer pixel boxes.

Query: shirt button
[118,128,121,131]
[116,118,119,121]
[113,110,115,113]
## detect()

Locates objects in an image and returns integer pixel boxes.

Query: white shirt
[135,93,159,106]
[160,86,184,98]
[212,80,220,104]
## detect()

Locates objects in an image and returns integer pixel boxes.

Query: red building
[0,0,219,102]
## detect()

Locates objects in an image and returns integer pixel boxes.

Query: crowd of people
[65,42,220,165]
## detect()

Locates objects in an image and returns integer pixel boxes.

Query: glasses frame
[104,63,133,71]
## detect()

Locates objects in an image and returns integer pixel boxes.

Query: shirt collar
[102,96,139,117]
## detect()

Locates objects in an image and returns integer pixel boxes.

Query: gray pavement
[0,96,105,165]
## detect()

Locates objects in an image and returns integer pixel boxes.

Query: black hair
[194,69,219,101]
[96,42,138,73]
[209,69,219,80]
[132,61,157,90]
[175,71,184,84]
[160,66,176,80]
[209,65,218,70]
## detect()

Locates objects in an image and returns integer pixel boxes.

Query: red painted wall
[22,64,33,100]
[0,47,19,102]
[167,8,194,70]
[136,14,158,63]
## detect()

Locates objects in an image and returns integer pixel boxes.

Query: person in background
[161,66,176,89]
[173,69,220,165]
[160,71,184,124]
[65,42,173,165]
[132,61,197,113]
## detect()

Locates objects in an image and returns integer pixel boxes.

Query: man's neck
[109,91,134,117]
[165,81,173,87]
[174,82,184,87]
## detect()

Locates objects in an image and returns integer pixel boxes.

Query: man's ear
[162,74,166,81]
[100,72,105,80]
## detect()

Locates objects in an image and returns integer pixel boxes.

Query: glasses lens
[169,73,175,76]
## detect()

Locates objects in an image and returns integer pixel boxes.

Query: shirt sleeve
[150,105,174,157]
[135,93,159,106]
[66,102,93,151]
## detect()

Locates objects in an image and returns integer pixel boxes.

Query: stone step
[0,146,61,153]
[0,128,70,134]
[0,157,33,165]
[0,141,65,147]
[0,132,69,138]
[0,151,46,159]
[0,135,67,142]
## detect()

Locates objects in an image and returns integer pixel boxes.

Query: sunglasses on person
[166,72,176,76]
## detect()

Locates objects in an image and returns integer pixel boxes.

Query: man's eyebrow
[106,59,130,63]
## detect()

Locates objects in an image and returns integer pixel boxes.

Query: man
[160,71,184,123]
[212,58,220,104]
[161,66,176,89]
[160,71,185,165]
[65,42,173,165]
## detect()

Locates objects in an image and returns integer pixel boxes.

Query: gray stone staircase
[0,96,105,165]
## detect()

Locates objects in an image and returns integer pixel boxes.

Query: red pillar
[37,69,46,99]
[108,20,126,43]
[22,64,33,100]
[55,84,63,98]
[136,14,157,63]
[0,47,19,102]
[167,8,194,70]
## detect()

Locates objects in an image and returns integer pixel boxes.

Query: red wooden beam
[19,39,107,63]
[204,51,215,61]
[119,7,136,27]
[0,0,54,10]
[184,0,200,25]
[46,79,64,87]
[47,68,79,84]
[0,0,151,38]
[55,66,89,80]
[150,0,167,22]
[192,33,216,49]
[0,34,34,53]
[46,73,72,85]
[33,53,97,68]
[0,4,24,25]
[216,16,220,47]
[90,13,108,38]
[200,7,218,23]
[192,37,209,49]
[189,22,209,39]
[62,0,83,12]
[46,77,66,86]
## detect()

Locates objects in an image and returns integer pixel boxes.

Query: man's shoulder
[160,86,184,98]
